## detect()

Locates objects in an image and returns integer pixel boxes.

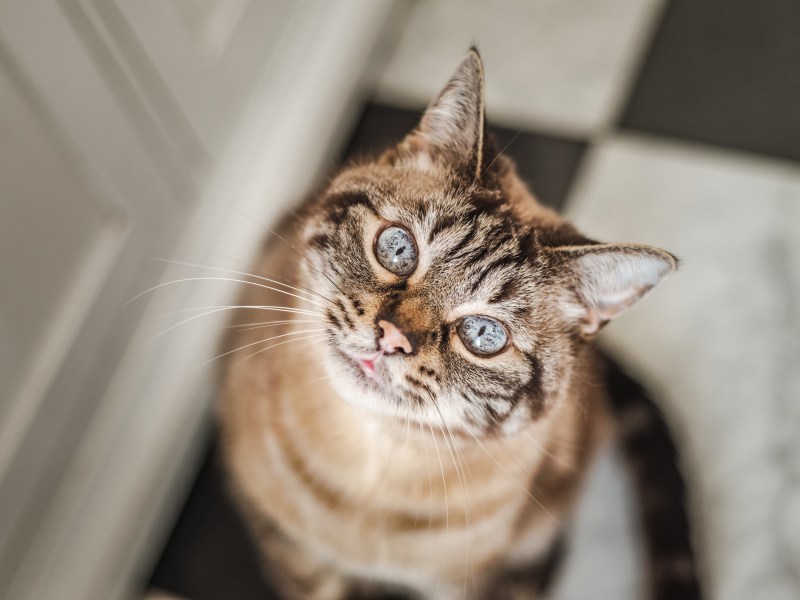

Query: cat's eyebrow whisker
[125,277,326,309]
[201,328,327,366]
[151,258,333,306]
[315,265,348,298]
[229,207,306,258]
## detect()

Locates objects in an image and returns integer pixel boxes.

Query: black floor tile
[148,440,280,600]
[343,104,587,210]
[622,0,800,163]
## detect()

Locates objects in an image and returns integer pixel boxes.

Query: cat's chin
[324,348,401,416]
[323,347,514,436]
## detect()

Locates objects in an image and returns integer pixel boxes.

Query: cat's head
[300,49,675,436]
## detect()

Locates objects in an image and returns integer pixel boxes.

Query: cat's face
[299,51,676,436]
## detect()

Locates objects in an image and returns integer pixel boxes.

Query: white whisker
[418,420,434,536]
[151,307,318,342]
[232,319,321,332]
[285,338,326,360]
[152,258,332,305]
[432,406,471,599]
[463,425,559,525]
[201,328,326,366]
[234,333,328,367]
[426,420,449,535]
[125,277,326,308]
[158,305,320,318]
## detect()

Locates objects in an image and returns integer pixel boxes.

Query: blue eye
[376,225,417,276]
[458,316,508,356]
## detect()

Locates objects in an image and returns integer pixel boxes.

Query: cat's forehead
[328,164,473,210]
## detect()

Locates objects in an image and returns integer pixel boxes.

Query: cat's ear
[549,244,678,336]
[391,48,491,178]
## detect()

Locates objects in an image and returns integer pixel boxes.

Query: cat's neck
[277,337,581,500]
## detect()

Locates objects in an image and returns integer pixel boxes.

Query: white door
[0,2,401,599]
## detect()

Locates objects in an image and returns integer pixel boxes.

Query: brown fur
[218,50,696,599]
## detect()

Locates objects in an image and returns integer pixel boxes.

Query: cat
[218,49,701,600]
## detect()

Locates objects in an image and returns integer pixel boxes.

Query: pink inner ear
[569,247,676,335]
[595,285,652,320]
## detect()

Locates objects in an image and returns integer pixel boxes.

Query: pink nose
[378,320,413,354]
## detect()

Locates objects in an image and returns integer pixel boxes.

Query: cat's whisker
[400,414,422,535]
[431,406,471,600]
[230,207,306,259]
[256,267,333,305]
[372,410,407,537]
[479,415,543,480]
[232,333,328,368]
[415,419,434,538]
[232,319,321,332]
[486,412,579,471]
[226,209,347,302]
[214,250,316,299]
[285,339,326,361]
[426,420,449,536]
[125,277,326,309]
[202,328,326,366]
[159,304,321,318]
[515,428,579,472]
[283,373,331,394]
[151,307,318,342]
[152,257,333,306]
[461,424,559,526]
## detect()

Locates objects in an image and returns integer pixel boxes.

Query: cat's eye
[375,225,417,276]
[458,316,508,356]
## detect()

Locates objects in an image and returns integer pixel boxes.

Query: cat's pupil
[395,247,405,256]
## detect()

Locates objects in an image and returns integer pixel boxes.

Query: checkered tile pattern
[149,2,800,598]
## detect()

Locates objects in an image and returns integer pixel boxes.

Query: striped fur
[218,50,700,599]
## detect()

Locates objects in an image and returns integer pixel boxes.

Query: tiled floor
[149,1,800,598]
[621,0,800,162]
[374,0,666,135]
[567,134,800,600]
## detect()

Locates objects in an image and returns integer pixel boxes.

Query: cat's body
[219,51,700,600]
[220,222,607,599]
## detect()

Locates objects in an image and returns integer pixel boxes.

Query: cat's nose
[377,319,413,355]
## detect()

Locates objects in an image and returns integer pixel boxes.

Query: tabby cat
[219,49,700,600]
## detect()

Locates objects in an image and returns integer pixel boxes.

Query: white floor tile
[374,0,665,136]
[550,446,645,600]
[566,134,800,600]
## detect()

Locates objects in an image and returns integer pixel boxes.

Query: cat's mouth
[355,351,382,379]
[337,348,385,386]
